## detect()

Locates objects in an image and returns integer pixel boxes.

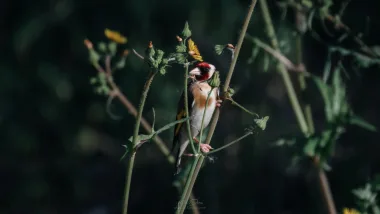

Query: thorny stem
[183,62,197,155]
[123,70,156,214]
[260,1,336,214]
[175,1,258,213]
[206,131,253,155]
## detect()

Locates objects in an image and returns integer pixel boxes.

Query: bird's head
[189,62,216,82]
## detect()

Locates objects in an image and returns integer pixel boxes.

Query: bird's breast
[190,82,216,109]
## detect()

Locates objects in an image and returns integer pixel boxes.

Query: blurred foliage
[2,0,380,214]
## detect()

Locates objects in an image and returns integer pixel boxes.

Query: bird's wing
[171,82,194,152]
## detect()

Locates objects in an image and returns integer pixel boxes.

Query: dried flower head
[148,41,153,48]
[104,29,127,44]
[187,39,203,61]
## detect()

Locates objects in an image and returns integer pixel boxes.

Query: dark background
[1,0,380,213]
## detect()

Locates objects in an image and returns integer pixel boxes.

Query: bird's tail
[174,146,182,175]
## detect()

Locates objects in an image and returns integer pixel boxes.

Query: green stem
[176,156,200,214]
[122,152,136,214]
[122,71,156,214]
[175,1,258,213]
[207,131,253,155]
[295,32,315,135]
[184,62,197,155]
[259,1,336,214]
[259,0,309,136]
[227,98,259,117]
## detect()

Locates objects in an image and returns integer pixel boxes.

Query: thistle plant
[84,13,268,213]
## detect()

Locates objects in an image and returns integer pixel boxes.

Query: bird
[171,62,222,174]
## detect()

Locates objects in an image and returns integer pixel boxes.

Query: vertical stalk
[122,71,157,214]
[184,62,197,154]
[175,1,258,213]
[259,0,336,213]
[259,0,309,135]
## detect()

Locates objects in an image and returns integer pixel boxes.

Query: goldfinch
[172,62,222,174]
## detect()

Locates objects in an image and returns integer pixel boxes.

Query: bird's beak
[189,67,201,79]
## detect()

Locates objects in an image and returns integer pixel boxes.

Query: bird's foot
[192,137,213,153]
[200,143,213,153]
[216,99,223,107]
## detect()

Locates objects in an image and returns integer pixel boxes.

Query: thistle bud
[181,21,192,38]
[176,35,183,42]
[145,41,155,59]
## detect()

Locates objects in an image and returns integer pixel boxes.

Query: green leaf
[352,184,375,201]
[332,66,346,117]
[349,115,377,132]
[175,53,186,64]
[176,45,187,53]
[313,76,333,122]
[254,116,269,130]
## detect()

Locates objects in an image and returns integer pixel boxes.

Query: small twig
[206,131,253,155]
[246,34,310,75]
[132,49,145,60]
[227,97,259,117]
